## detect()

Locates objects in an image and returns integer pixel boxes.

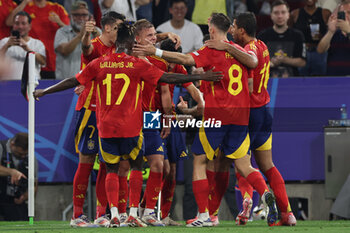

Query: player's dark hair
[12,132,28,150]
[210,13,232,33]
[15,11,32,24]
[160,38,182,53]
[203,34,210,43]
[116,21,135,51]
[101,11,125,29]
[170,0,188,7]
[235,12,256,37]
[133,19,154,36]
[271,0,290,11]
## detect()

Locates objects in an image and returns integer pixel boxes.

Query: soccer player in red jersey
[205,12,296,226]
[159,39,204,226]
[33,21,222,227]
[133,12,279,227]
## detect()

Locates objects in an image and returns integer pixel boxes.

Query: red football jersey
[25,1,69,72]
[245,40,271,108]
[0,1,17,39]
[76,53,165,138]
[141,56,168,112]
[190,42,250,125]
[76,37,116,112]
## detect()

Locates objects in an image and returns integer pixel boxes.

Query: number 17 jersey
[76,52,165,138]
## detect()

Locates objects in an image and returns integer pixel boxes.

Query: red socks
[105,172,119,208]
[129,170,143,208]
[192,179,209,213]
[95,162,107,218]
[73,162,93,218]
[209,171,229,216]
[246,171,269,196]
[236,172,254,199]
[118,176,128,213]
[145,171,163,209]
[161,179,176,218]
[265,166,291,212]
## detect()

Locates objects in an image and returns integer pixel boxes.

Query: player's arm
[81,21,96,56]
[134,43,196,66]
[33,77,80,100]
[181,84,204,117]
[160,85,172,138]
[204,39,258,69]
[156,32,181,49]
[159,67,222,84]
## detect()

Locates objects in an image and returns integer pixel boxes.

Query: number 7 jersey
[190,41,250,125]
[76,52,165,138]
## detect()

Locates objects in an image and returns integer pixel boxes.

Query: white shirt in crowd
[157,19,204,54]
[0,37,46,81]
[98,0,137,21]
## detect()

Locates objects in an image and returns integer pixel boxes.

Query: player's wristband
[155,48,163,58]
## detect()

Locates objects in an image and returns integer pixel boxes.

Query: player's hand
[133,42,156,57]
[167,32,181,49]
[205,39,227,51]
[177,96,188,112]
[74,85,85,96]
[84,21,96,34]
[200,67,223,82]
[33,89,45,101]
[10,169,27,185]
[160,126,171,139]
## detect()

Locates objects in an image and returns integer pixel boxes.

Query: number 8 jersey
[190,41,250,126]
[76,52,165,138]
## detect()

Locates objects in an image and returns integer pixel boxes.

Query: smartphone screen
[338,11,346,20]
[11,30,20,39]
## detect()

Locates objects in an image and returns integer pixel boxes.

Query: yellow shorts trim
[129,131,144,160]
[99,137,121,164]
[198,125,215,160]
[226,134,250,160]
[255,133,272,151]
[74,109,92,154]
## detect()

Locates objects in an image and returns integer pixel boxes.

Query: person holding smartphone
[317,0,350,75]
[0,11,46,80]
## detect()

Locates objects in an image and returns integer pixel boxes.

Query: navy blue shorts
[143,129,165,156]
[163,125,187,163]
[74,108,98,155]
[191,124,250,160]
[98,135,144,164]
[249,105,272,151]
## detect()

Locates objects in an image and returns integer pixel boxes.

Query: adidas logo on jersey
[157,146,164,152]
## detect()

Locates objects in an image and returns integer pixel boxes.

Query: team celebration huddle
[33,2,296,228]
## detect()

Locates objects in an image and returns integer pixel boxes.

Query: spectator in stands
[99,0,151,21]
[16,0,70,79]
[289,0,331,76]
[0,133,38,221]
[258,0,306,77]
[54,1,101,80]
[317,0,350,76]
[157,0,203,54]
[0,11,46,80]
[0,0,18,40]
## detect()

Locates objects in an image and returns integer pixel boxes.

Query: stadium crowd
[1,0,350,227]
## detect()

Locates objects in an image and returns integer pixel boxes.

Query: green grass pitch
[0,220,350,233]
